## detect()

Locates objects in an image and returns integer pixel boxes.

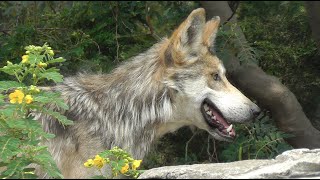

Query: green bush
[0,44,72,178]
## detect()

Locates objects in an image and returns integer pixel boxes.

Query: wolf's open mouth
[201,98,236,140]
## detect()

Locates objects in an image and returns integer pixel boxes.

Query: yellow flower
[84,159,94,168]
[22,55,29,63]
[9,90,24,104]
[93,155,106,169]
[30,85,40,93]
[48,50,54,56]
[26,50,30,54]
[25,95,33,104]
[37,62,47,68]
[7,61,12,65]
[132,160,142,170]
[120,163,129,174]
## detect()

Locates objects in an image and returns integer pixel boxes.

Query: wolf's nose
[251,105,261,118]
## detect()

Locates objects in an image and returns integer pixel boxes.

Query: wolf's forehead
[198,53,224,71]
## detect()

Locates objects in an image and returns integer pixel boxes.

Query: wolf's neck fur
[53,39,178,159]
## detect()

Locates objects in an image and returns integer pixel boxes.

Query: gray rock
[138,148,320,179]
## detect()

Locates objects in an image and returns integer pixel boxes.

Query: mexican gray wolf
[35,8,260,178]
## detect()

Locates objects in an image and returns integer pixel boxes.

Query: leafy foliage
[0,1,198,77]
[0,44,72,178]
[218,110,293,162]
[84,146,143,179]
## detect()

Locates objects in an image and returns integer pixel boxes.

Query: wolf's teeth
[212,116,216,120]
[226,124,233,132]
[206,111,211,115]
[204,104,209,111]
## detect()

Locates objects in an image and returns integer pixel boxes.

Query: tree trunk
[199,1,320,149]
[305,1,320,51]
[231,64,320,148]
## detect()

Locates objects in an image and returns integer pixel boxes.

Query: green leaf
[99,150,112,158]
[47,57,66,64]
[34,95,53,103]
[42,109,74,126]
[54,98,69,110]
[33,146,49,152]
[238,145,243,161]
[0,64,22,76]
[2,159,29,177]
[0,162,8,167]
[38,71,64,83]
[71,46,84,57]
[34,92,69,110]
[35,91,60,101]
[6,118,26,129]
[28,54,45,64]
[34,92,60,103]
[118,159,125,167]
[43,133,56,139]
[33,150,63,179]
[0,104,23,117]
[0,137,21,161]
[0,81,25,91]
[0,94,4,105]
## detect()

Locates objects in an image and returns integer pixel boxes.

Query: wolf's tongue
[211,109,228,127]
[211,108,236,137]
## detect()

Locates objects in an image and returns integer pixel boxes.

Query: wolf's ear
[202,16,220,51]
[173,8,206,52]
[163,8,205,66]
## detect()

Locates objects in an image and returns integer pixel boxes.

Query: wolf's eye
[213,74,220,81]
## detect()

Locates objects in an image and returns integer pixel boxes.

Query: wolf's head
[160,8,260,142]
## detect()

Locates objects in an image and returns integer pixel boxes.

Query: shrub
[0,44,72,178]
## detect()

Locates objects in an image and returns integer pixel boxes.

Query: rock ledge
[139,149,320,179]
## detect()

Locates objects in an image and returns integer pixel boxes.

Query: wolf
[35,8,260,178]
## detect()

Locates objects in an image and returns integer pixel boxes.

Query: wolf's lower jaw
[201,98,236,141]
[209,129,234,142]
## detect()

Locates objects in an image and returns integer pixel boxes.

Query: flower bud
[48,50,54,56]
[37,62,48,68]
